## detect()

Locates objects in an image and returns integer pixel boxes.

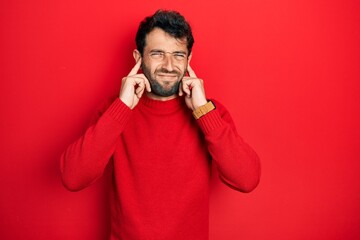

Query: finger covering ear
[133,49,141,63]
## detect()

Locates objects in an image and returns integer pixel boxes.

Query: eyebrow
[173,51,187,54]
[150,49,163,52]
[150,49,187,54]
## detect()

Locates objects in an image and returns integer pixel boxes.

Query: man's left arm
[196,100,261,193]
[180,64,260,193]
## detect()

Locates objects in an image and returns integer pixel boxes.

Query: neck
[146,92,178,101]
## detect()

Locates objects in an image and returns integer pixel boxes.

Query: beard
[141,62,186,97]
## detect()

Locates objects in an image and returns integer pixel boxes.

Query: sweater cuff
[196,109,224,135]
[105,98,132,124]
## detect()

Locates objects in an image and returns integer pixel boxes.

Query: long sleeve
[60,98,132,191]
[197,100,261,193]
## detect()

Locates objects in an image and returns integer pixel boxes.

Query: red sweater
[60,95,260,240]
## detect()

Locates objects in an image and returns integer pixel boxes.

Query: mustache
[156,68,180,75]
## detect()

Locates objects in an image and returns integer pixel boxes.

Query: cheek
[180,62,188,74]
[142,60,157,74]
[173,61,187,73]
[145,62,161,73]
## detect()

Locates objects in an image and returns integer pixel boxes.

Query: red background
[1,0,360,239]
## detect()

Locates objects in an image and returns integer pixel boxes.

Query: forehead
[145,28,188,52]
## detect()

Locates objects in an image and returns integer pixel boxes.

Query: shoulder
[208,98,230,116]
[90,95,119,123]
[207,98,238,127]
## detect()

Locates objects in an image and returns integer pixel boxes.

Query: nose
[162,54,175,72]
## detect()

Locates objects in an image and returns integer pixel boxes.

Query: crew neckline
[139,94,185,114]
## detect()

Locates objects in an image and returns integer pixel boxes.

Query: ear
[187,52,193,63]
[133,49,141,63]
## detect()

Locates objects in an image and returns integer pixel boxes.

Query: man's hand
[179,64,207,110]
[119,59,151,109]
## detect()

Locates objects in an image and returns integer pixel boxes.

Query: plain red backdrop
[1,0,359,239]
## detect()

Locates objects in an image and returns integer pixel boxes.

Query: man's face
[141,28,190,97]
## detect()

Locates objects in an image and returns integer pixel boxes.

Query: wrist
[119,96,132,109]
[193,99,208,110]
[192,101,216,119]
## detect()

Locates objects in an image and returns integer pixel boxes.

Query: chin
[150,81,180,97]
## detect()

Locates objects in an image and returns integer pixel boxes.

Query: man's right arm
[60,99,132,191]
[61,59,150,191]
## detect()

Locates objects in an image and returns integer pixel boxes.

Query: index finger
[128,59,142,76]
[187,64,197,78]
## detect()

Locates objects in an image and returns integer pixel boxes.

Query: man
[61,9,260,240]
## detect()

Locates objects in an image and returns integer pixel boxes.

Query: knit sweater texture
[60,95,260,240]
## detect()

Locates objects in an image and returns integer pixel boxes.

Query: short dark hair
[135,10,194,56]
